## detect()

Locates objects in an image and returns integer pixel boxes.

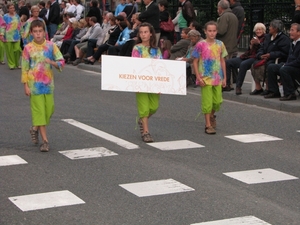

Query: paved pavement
[77,61,300,113]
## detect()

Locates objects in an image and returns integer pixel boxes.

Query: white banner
[101,55,186,95]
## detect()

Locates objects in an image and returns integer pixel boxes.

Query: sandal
[0,61,5,65]
[205,126,216,134]
[138,118,143,136]
[142,132,154,143]
[210,115,216,128]
[29,126,39,144]
[40,141,49,152]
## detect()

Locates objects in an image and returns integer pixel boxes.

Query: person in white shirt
[67,0,76,14]
[73,0,84,20]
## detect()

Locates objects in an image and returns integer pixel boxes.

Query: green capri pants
[30,94,54,126]
[201,85,223,114]
[136,93,160,118]
[4,41,21,69]
[0,40,4,62]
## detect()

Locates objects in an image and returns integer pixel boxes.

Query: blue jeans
[47,24,58,40]
[226,57,255,88]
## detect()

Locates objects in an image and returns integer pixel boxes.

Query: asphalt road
[0,65,299,225]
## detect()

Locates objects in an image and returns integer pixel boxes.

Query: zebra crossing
[0,118,299,224]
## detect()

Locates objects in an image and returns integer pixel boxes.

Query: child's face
[181,31,188,39]
[30,26,45,44]
[205,25,217,40]
[139,26,151,43]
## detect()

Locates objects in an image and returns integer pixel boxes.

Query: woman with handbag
[158,0,174,44]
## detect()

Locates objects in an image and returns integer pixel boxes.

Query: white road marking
[119,178,194,197]
[225,133,282,143]
[191,215,271,224]
[62,119,139,149]
[224,168,298,184]
[147,140,204,150]
[59,147,118,160]
[9,190,85,211]
[0,155,27,166]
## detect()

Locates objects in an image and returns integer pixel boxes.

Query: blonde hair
[72,20,79,29]
[31,5,40,13]
[253,23,266,33]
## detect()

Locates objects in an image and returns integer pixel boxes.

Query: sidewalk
[77,62,300,113]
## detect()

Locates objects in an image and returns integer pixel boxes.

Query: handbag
[160,17,174,32]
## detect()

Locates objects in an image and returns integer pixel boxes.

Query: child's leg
[74,45,80,58]
[4,42,15,69]
[136,93,150,134]
[148,93,160,117]
[13,41,21,67]
[201,85,213,127]
[39,125,48,143]
[212,85,223,112]
[0,40,4,62]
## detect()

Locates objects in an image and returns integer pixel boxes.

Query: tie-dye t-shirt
[2,13,21,42]
[192,39,228,86]
[22,17,49,46]
[0,16,5,36]
[21,40,65,95]
[132,44,162,59]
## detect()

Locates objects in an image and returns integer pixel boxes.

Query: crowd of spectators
[0,0,299,101]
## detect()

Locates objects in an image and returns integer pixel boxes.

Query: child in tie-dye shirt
[192,21,227,135]
[22,20,65,152]
[132,22,162,143]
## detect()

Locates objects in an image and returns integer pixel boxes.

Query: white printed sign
[101,55,186,95]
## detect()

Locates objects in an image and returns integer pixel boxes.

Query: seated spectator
[83,17,121,64]
[61,18,88,57]
[54,18,79,48]
[225,22,266,95]
[51,13,73,42]
[176,30,202,86]
[118,12,141,56]
[160,39,172,59]
[107,20,131,55]
[170,27,191,60]
[122,0,137,23]
[250,19,290,95]
[189,20,205,39]
[72,16,102,65]
[264,23,300,100]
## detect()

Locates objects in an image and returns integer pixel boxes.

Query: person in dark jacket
[122,0,137,23]
[38,1,48,23]
[47,0,60,39]
[250,19,290,96]
[138,0,160,45]
[179,0,196,26]
[229,0,245,39]
[18,0,29,20]
[264,23,300,100]
[158,0,173,43]
[86,0,102,24]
